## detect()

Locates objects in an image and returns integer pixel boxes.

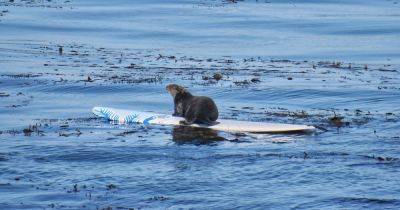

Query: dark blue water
[1,0,400,209]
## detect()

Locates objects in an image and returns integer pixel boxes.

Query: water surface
[0,0,400,209]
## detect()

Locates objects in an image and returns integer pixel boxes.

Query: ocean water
[0,0,400,209]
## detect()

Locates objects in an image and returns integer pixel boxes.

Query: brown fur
[166,84,219,125]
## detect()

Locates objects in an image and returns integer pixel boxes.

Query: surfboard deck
[92,107,315,133]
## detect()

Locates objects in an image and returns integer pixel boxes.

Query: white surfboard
[92,107,315,133]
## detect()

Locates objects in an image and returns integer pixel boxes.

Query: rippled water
[1,0,400,209]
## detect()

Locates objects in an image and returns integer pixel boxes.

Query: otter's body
[166,84,218,125]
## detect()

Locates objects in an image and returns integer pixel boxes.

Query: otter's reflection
[172,126,226,145]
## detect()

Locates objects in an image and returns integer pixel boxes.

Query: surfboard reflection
[172,126,226,145]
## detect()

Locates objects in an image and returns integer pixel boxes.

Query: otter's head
[166,84,189,98]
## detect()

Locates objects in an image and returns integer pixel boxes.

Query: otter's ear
[176,86,186,93]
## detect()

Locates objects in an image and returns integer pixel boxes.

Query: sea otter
[166,84,218,125]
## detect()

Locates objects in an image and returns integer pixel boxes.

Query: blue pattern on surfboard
[124,114,138,123]
[100,108,119,121]
[96,107,140,123]
[143,116,156,125]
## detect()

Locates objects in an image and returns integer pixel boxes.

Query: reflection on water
[172,126,226,145]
